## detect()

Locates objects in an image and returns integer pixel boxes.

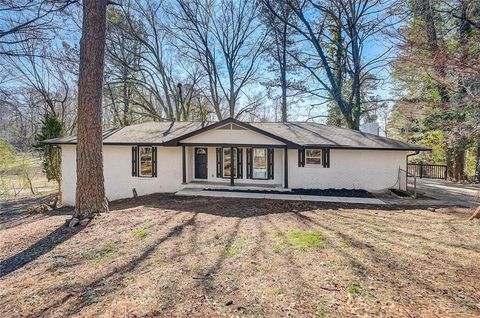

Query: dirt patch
[205,188,375,198]
[1,194,479,317]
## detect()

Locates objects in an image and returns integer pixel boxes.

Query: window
[139,146,153,177]
[223,148,237,178]
[252,148,267,179]
[305,149,322,166]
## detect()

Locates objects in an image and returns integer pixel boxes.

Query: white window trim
[252,148,268,180]
[305,149,322,167]
[139,146,153,177]
[222,147,238,178]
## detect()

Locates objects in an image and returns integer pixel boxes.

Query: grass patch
[132,228,148,238]
[274,287,285,295]
[82,242,118,265]
[25,294,41,305]
[339,240,350,248]
[221,239,245,258]
[346,283,360,295]
[270,229,325,251]
[317,301,328,317]
[83,291,98,305]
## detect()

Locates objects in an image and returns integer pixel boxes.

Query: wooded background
[0,0,479,184]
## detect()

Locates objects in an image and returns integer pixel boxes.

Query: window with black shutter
[216,147,223,177]
[322,148,330,168]
[132,146,138,176]
[298,148,305,167]
[297,148,330,168]
[246,148,252,179]
[267,148,274,179]
[132,146,157,177]
[237,148,243,179]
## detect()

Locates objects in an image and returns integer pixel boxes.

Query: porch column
[284,146,289,188]
[182,145,186,184]
[230,146,234,186]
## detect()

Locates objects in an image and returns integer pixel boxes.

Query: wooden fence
[407,163,447,180]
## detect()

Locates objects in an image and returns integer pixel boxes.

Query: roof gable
[163,118,299,147]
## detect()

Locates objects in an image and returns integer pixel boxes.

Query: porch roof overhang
[178,143,288,148]
[163,118,300,148]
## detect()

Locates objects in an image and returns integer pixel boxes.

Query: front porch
[180,144,289,189]
[186,180,289,192]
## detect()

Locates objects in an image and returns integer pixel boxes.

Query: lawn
[1,194,479,317]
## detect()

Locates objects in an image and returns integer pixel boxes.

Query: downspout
[406,150,420,197]
[406,150,420,170]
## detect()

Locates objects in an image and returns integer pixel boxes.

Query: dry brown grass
[1,194,479,317]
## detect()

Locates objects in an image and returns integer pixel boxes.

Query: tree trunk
[470,206,480,220]
[475,136,480,182]
[56,177,62,208]
[453,149,465,181]
[280,21,287,122]
[74,0,109,219]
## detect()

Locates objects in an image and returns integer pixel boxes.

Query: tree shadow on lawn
[332,211,480,254]
[292,211,480,313]
[0,194,72,227]
[108,193,422,219]
[36,212,200,317]
[0,222,82,278]
[3,193,475,315]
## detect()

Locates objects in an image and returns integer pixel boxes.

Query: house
[44,118,428,206]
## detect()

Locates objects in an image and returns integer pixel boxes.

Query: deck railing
[407,163,447,180]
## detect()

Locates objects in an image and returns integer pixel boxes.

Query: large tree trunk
[74,0,109,220]
[453,150,466,181]
[475,136,480,182]
[280,21,287,122]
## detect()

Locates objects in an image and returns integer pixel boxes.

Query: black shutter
[152,146,157,177]
[132,146,138,176]
[246,148,252,179]
[323,148,330,168]
[216,147,222,177]
[267,148,274,179]
[237,148,243,179]
[298,148,305,167]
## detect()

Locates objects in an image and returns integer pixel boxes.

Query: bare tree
[104,0,209,122]
[73,0,109,221]
[0,0,78,56]
[260,0,298,122]
[170,0,267,119]
[263,0,395,129]
[104,6,143,126]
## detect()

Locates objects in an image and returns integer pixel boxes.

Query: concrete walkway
[176,188,387,205]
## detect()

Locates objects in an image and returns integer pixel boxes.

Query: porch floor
[185,180,289,192]
[176,188,386,205]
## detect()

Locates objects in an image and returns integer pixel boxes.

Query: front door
[194,148,208,179]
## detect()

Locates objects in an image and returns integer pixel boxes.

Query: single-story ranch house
[45,118,428,206]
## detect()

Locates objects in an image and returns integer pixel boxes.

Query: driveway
[412,178,480,207]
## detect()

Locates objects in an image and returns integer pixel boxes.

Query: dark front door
[194,148,208,179]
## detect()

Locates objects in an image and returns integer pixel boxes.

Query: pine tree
[35,113,65,205]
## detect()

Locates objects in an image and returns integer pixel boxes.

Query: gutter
[406,150,421,179]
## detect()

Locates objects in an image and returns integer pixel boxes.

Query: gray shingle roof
[44,119,428,151]
[249,122,427,150]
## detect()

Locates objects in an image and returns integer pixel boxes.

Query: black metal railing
[407,163,447,180]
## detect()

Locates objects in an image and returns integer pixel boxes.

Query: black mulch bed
[389,188,412,197]
[204,188,375,198]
